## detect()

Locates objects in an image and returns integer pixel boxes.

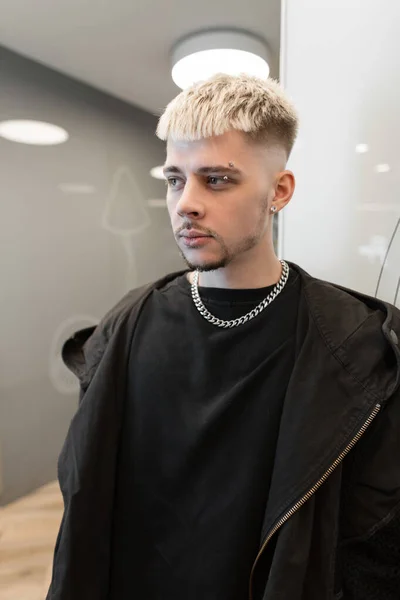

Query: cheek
[226,195,269,236]
[166,195,176,220]
[217,204,259,241]
[228,196,262,224]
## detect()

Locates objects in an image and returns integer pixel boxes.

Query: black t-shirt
[109,268,301,600]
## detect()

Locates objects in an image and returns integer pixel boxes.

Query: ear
[273,170,296,212]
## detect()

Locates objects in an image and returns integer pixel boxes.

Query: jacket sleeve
[46,319,118,600]
[46,286,150,600]
[340,389,400,599]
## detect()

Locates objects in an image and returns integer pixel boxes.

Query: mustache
[175,222,216,238]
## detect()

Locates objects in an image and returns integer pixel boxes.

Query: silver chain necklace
[191,260,290,328]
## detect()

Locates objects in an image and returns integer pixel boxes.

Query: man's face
[164,130,285,272]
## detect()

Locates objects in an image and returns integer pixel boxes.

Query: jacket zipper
[248,402,382,600]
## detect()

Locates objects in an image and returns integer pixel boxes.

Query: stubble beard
[178,197,270,273]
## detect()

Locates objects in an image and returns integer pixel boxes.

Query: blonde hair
[156,73,299,157]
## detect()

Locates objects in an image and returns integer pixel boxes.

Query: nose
[175,180,205,220]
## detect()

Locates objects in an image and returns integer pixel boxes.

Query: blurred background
[0,0,399,598]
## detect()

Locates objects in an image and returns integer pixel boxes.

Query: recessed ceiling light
[150,166,166,180]
[0,120,69,145]
[375,163,391,173]
[171,30,270,89]
[355,143,369,153]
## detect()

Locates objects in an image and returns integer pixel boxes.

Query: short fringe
[156,73,298,155]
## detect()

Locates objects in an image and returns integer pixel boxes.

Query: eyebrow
[163,165,243,176]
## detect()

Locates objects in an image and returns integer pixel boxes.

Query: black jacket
[46,263,400,600]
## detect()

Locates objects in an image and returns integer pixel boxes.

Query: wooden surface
[0,481,62,600]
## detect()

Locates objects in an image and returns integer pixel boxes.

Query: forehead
[166,130,253,168]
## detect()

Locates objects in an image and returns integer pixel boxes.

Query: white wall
[280,0,400,305]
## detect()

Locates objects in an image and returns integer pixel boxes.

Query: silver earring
[270,206,277,213]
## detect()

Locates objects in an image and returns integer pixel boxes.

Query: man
[47,74,400,600]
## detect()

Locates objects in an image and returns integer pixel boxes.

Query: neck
[190,240,283,290]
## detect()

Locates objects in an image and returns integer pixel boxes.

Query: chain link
[191,260,290,328]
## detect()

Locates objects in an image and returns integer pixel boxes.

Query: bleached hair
[156,73,299,156]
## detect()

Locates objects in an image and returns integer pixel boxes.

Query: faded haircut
[156,73,299,157]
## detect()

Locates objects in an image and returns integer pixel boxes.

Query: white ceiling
[0,0,281,115]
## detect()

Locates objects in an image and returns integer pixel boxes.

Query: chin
[181,250,230,272]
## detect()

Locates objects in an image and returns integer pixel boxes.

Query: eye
[208,176,231,186]
[166,177,183,189]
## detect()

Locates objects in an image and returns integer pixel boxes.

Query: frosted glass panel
[280,0,400,305]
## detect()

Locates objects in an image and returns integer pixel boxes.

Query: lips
[179,230,213,248]
[180,230,210,239]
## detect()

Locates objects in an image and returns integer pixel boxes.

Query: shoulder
[62,270,186,382]
[291,261,400,347]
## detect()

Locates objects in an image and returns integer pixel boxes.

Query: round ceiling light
[171,30,271,90]
[150,166,166,180]
[0,120,69,145]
